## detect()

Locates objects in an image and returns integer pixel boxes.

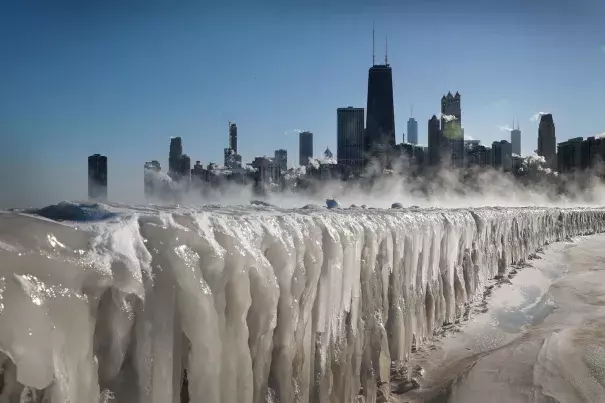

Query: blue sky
[1,0,604,206]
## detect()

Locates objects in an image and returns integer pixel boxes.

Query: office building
[581,136,605,170]
[337,107,365,174]
[223,122,242,169]
[274,149,287,172]
[167,137,191,182]
[224,148,242,169]
[538,114,557,170]
[441,91,464,168]
[299,131,313,166]
[365,34,396,162]
[144,160,161,198]
[88,154,108,201]
[491,140,513,171]
[427,115,442,166]
[169,137,183,175]
[407,116,418,145]
[466,144,491,168]
[557,137,583,174]
[511,120,521,156]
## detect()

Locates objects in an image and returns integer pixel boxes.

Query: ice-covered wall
[0,206,604,403]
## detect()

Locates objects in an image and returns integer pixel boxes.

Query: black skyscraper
[299,131,313,166]
[427,116,442,166]
[365,63,396,160]
[337,107,365,175]
[88,154,108,201]
[169,137,183,175]
[538,114,557,170]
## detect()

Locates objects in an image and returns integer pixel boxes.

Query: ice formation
[1,203,605,403]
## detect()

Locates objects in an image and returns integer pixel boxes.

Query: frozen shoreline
[1,204,605,403]
[391,234,605,403]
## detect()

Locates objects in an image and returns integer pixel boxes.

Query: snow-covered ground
[0,203,604,403]
[397,234,605,403]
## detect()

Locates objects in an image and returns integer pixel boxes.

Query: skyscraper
[440,91,464,168]
[168,137,191,181]
[274,149,287,172]
[179,154,191,183]
[365,31,395,163]
[538,114,557,170]
[169,137,183,175]
[337,106,365,174]
[223,122,242,169]
[229,122,238,154]
[88,154,108,201]
[557,137,583,174]
[511,120,521,156]
[144,160,161,198]
[440,92,462,127]
[407,116,418,145]
[299,131,313,166]
[427,115,442,166]
[491,140,513,171]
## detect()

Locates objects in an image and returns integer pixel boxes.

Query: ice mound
[0,204,605,403]
[326,198,340,209]
[27,201,118,222]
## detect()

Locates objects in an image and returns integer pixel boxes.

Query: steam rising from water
[4,155,605,211]
[137,161,605,211]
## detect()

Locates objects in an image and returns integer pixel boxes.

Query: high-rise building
[169,137,183,176]
[427,115,442,166]
[440,92,461,127]
[299,131,313,166]
[581,136,605,170]
[179,154,191,181]
[538,114,557,170]
[557,137,583,174]
[491,140,513,171]
[466,144,491,168]
[168,137,191,181]
[407,117,418,145]
[441,92,464,168]
[511,119,521,156]
[223,148,241,169]
[88,154,108,201]
[365,32,395,163]
[223,122,242,169]
[144,160,161,198]
[337,107,365,174]
[274,149,287,172]
[229,122,238,154]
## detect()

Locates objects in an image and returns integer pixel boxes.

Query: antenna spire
[372,22,375,65]
[385,34,388,65]
[410,104,414,118]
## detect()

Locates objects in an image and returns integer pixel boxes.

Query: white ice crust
[0,206,604,403]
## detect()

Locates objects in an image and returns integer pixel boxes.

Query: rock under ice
[0,203,604,403]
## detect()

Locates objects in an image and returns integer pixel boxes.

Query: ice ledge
[0,207,604,403]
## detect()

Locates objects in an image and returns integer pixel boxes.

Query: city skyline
[1,0,604,207]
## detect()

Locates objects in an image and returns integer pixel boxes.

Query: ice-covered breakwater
[0,204,604,403]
